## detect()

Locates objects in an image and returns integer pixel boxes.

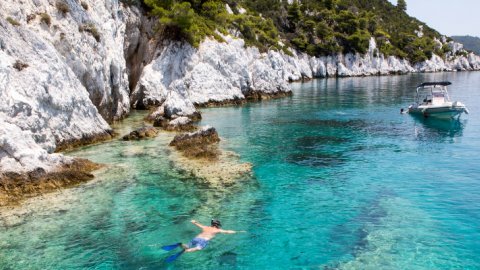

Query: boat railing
[415,85,451,104]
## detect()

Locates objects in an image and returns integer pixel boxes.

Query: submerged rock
[218,251,238,266]
[152,116,169,128]
[168,126,251,186]
[122,126,158,141]
[169,126,220,159]
[170,149,252,187]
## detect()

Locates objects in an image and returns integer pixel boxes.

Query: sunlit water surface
[1,72,479,269]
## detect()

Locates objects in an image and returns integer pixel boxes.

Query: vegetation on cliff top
[141,0,447,63]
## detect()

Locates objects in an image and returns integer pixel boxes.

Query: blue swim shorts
[188,237,209,250]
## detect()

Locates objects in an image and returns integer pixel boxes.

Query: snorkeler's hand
[191,219,197,224]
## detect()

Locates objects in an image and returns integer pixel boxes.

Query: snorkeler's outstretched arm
[219,229,247,234]
[191,219,206,229]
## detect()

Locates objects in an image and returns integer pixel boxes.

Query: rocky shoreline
[2,0,480,206]
[0,158,101,207]
[54,130,115,152]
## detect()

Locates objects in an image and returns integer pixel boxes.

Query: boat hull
[408,106,467,119]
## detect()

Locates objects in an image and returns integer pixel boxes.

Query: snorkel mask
[211,219,222,228]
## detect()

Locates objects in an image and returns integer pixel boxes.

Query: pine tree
[397,0,407,12]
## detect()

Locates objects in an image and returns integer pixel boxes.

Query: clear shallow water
[1,72,480,269]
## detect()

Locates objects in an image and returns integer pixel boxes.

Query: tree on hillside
[397,0,406,12]
[287,1,302,31]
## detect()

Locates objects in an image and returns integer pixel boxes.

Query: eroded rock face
[169,126,220,159]
[132,35,293,118]
[123,6,159,96]
[0,158,101,206]
[122,126,158,140]
[0,0,133,189]
[0,21,112,172]
[3,0,131,123]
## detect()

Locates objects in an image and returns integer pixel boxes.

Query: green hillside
[140,0,449,63]
[451,35,480,55]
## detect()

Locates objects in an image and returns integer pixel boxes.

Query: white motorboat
[408,82,469,119]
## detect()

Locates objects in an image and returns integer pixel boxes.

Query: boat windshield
[431,90,446,105]
[416,86,449,105]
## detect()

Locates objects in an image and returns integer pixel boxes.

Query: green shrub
[230,13,279,51]
[147,1,199,45]
[139,0,447,62]
[315,21,332,38]
[441,44,452,54]
[79,23,101,42]
[291,35,308,50]
[316,38,342,55]
[6,17,20,26]
[335,10,358,35]
[282,46,294,56]
[409,50,428,63]
[306,44,318,55]
[56,2,70,14]
[286,1,302,30]
[345,30,370,54]
[40,13,51,26]
[13,60,29,71]
[455,50,468,57]
[201,1,227,23]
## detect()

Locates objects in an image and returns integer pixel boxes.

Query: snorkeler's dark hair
[211,219,222,228]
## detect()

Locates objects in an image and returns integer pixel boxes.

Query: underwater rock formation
[169,126,220,159]
[122,126,158,141]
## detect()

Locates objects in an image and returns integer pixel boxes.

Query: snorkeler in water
[161,219,245,262]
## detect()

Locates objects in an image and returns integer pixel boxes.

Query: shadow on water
[294,135,350,150]
[218,251,238,267]
[286,152,347,168]
[284,117,407,168]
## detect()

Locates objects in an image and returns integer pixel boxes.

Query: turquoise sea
[1,72,479,269]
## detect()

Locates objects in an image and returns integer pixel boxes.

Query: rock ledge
[0,158,101,206]
[169,126,220,159]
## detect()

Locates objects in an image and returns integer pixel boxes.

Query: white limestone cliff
[131,36,291,115]
[0,0,131,175]
[132,36,480,117]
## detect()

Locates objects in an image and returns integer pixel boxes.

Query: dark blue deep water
[1,72,479,269]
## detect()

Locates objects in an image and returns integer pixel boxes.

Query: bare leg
[184,247,201,253]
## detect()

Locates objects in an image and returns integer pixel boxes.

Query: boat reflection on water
[411,114,465,143]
